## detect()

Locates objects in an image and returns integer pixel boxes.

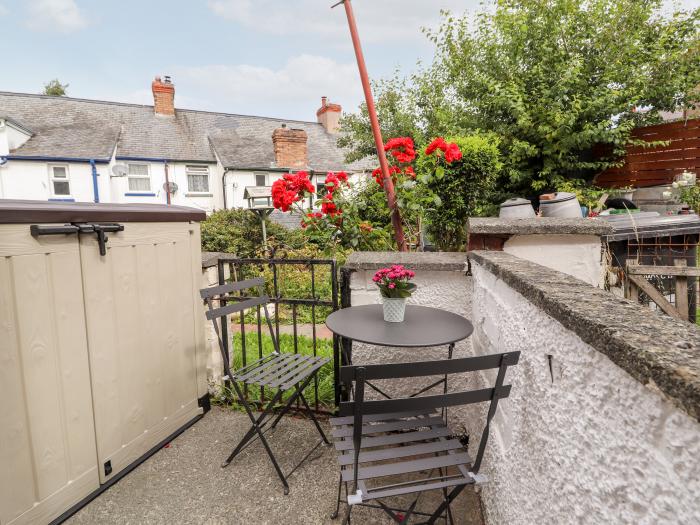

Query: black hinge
[30,222,124,256]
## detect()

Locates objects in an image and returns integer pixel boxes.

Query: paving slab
[67,407,484,525]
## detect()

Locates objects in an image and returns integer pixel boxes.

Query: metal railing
[215,253,339,413]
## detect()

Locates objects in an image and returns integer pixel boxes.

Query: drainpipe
[90,159,100,203]
[222,168,230,209]
[164,160,171,205]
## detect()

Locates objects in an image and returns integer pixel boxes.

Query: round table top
[325,304,473,348]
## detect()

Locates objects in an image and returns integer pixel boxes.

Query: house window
[186,165,210,193]
[255,172,268,187]
[127,163,151,191]
[49,165,71,196]
[316,182,326,197]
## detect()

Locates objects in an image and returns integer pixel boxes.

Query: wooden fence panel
[595,119,700,188]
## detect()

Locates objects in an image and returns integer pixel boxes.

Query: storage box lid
[0,199,207,223]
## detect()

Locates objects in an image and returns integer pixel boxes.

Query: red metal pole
[337,0,407,251]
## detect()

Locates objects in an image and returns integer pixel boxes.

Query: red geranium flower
[425,137,448,155]
[372,165,401,188]
[445,142,462,163]
[324,171,349,194]
[271,171,315,212]
[384,137,416,164]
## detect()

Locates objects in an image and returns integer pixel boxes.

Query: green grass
[214,332,335,411]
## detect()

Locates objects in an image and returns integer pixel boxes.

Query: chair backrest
[200,278,279,377]
[338,351,519,480]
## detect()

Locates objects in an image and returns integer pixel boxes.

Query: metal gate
[215,254,339,413]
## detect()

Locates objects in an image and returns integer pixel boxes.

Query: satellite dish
[163,181,178,194]
[111,164,128,177]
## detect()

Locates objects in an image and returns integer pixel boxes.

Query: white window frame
[186,164,211,194]
[254,172,268,187]
[127,163,151,192]
[48,164,71,197]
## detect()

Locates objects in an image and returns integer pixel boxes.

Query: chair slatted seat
[329,352,520,524]
[201,278,330,495]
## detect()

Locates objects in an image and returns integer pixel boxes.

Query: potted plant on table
[372,265,416,322]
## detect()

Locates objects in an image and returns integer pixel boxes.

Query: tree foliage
[42,79,69,96]
[340,0,700,197]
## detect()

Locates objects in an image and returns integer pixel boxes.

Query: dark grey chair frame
[201,277,330,495]
[329,351,519,524]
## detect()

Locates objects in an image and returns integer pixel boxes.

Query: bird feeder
[244,186,274,250]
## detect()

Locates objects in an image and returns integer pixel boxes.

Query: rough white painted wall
[470,261,700,525]
[349,268,473,397]
[503,234,604,287]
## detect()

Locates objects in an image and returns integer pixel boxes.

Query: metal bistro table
[326,304,474,405]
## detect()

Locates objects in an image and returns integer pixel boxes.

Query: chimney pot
[152,75,175,116]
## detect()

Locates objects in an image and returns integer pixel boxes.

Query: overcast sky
[1,0,698,121]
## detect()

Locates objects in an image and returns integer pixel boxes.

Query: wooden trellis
[625,260,700,321]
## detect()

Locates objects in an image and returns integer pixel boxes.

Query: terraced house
[0,77,367,213]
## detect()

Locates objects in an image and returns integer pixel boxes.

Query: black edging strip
[49,413,204,525]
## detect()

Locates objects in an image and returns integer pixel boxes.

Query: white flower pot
[382,297,407,323]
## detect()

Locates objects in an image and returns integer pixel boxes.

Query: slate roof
[0,91,366,172]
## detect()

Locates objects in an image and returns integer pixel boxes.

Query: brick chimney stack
[316,96,342,134]
[272,124,308,169]
[152,76,175,116]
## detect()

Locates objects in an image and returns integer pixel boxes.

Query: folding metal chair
[201,278,330,494]
[329,351,520,524]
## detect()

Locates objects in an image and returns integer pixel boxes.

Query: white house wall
[0,159,226,211]
[0,160,97,202]
[0,159,367,212]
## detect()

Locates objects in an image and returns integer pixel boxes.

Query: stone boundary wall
[469,250,700,524]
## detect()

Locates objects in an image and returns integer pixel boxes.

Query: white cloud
[172,54,363,120]
[0,4,8,16]
[26,0,88,33]
[207,0,478,43]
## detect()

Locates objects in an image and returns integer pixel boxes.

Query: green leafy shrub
[201,208,306,257]
[417,134,502,251]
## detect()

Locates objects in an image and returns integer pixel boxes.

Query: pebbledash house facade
[0,77,370,214]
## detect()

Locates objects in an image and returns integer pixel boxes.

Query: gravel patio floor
[67,406,484,525]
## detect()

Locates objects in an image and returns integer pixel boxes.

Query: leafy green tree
[341,0,700,197]
[337,75,424,164]
[42,79,69,96]
[430,0,700,193]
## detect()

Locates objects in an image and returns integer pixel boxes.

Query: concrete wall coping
[468,217,612,236]
[344,251,468,271]
[469,249,700,422]
[201,251,227,268]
